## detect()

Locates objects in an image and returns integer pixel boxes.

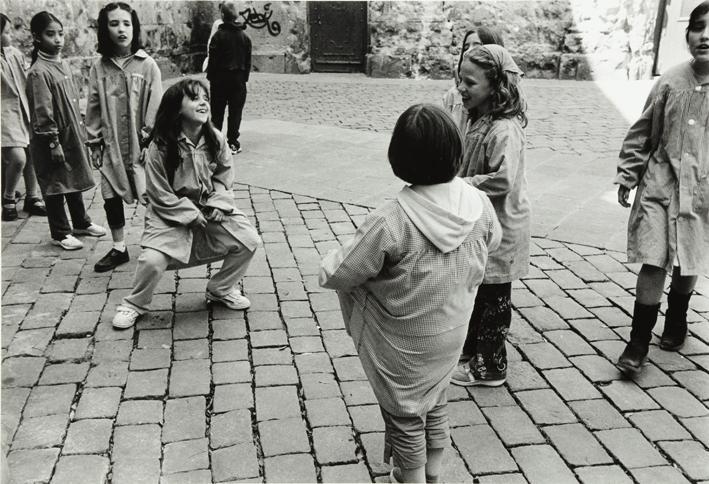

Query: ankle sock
[113,241,126,252]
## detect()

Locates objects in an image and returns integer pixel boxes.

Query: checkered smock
[320,194,501,417]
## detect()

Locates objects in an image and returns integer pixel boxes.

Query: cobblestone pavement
[2,73,709,484]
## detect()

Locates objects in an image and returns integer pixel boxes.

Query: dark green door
[309,2,367,73]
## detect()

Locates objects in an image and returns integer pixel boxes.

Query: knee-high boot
[660,289,692,351]
[617,302,660,376]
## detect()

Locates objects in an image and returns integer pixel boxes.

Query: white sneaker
[74,223,107,237]
[112,305,140,329]
[206,288,251,310]
[51,234,84,250]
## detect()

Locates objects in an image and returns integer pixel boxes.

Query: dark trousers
[210,74,247,146]
[462,282,512,379]
[44,191,91,240]
[104,197,125,229]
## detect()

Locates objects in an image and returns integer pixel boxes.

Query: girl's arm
[85,64,103,146]
[462,122,523,198]
[205,134,236,213]
[616,81,661,189]
[26,71,59,145]
[144,143,203,226]
[142,58,163,140]
[319,212,395,292]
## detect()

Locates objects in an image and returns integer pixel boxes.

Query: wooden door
[656,0,703,74]
[309,2,367,72]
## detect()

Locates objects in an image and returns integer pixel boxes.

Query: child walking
[86,2,163,272]
[112,79,261,329]
[25,11,106,250]
[206,1,251,154]
[1,13,46,221]
[450,44,531,387]
[320,104,501,483]
[616,0,709,376]
[442,25,504,136]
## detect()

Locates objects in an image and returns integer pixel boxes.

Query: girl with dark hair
[443,26,504,135]
[320,104,501,483]
[86,2,162,272]
[111,78,261,329]
[615,0,709,375]
[451,45,531,387]
[25,11,106,250]
[1,13,46,220]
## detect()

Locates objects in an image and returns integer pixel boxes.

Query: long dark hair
[457,26,504,75]
[97,2,142,57]
[151,78,220,184]
[0,13,10,34]
[687,1,709,41]
[464,47,528,128]
[29,11,62,65]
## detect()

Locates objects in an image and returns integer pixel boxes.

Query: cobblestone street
[2,73,709,483]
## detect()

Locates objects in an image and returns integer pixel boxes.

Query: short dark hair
[687,1,709,42]
[388,104,462,185]
[97,2,142,57]
[221,2,238,22]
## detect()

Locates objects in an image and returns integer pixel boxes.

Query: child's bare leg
[423,399,448,483]
[399,465,426,483]
[425,447,444,483]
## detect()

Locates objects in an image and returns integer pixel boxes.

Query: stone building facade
[1,0,664,82]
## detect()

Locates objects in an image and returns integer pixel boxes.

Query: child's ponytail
[29,11,62,65]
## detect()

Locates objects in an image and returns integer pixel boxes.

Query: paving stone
[290,335,325,354]
[545,269,586,289]
[516,389,577,424]
[135,310,172,331]
[599,380,660,411]
[518,306,569,331]
[596,428,667,468]
[524,279,566,298]
[630,362,676,388]
[630,466,692,484]
[451,425,517,474]
[259,417,310,456]
[247,311,283,332]
[255,364,299,386]
[567,288,611,308]
[212,318,247,340]
[646,346,697,371]
[315,310,345,330]
[569,399,630,430]
[7,328,54,357]
[322,330,357,357]
[213,360,252,384]
[340,380,377,406]
[294,352,333,374]
[63,418,113,454]
[38,362,90,385]
[543,423,612,465]
[130,348,171,370]
[359,432,391,476]
[163,396,206,443]
[647,386,709,417]
[589,306,629,328]
[483,406,545,446]
[628,410,692,441]
[160,470,214,484]
[567,318,618,341]
[657,440,709,481]
[1,387,29,437]
[211,443,260,481]
[519,342,570,369]
[124,369,168,398]
[312,426,358,465]
[264,453,317,483]
[169,359,211,397]
[211,409,253,449]
[512,444,577,484]
[46,337,91,362]
[116,400,163,425]
[251,347,292,367]
[11,413,68,449]
[285,316,321,336]
[86,361,129,387]
[542,367,602,400]
[681,416,709,447]
[244,276,276,294]
[467,386,517,407]
[137,329,172,349]
[564,261,607,282]
[512,288,543,307]
[544,329,596,356]
[320,463,371,483]
[6,448,59,484]
[23,383,75,418]
[255,385,301,420]
[544,295,594,319]
[213,383,253,413]
[349,404,385,433]
[92,339,133,363]
[570,355,621,382]
[51,455,110,484]
[249,329,288,349]
[447,400,486,427]
[477,473,526,484]
[574,465,633,484]
[75,386,122,419]
[305,397,350,427]
[333,356,367,381]
[162,438,209,474]
[174,339,209,360]
[1,356,45,387]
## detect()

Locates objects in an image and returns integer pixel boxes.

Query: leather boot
[660,289,691,351]
[617,302,660,376]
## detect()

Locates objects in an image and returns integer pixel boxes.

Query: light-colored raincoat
[1,46,30,147]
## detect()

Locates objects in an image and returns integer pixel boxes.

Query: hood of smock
[397,177,484,253]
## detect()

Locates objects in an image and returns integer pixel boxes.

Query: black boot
[660,289,691,351]
[617,302,660,376]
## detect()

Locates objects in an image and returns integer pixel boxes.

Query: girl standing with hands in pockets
[26,11,106,250]
[112,79,260,329]
[616,1,709,375]
[450,45,531,387]
[86,2,162,272]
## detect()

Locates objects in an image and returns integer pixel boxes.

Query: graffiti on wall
[239,3,281,36]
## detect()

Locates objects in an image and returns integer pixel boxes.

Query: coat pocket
[694,175,709,214]
[639,159,674,205]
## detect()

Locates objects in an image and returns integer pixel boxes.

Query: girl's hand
[51,144,66,166]
[617,186,631,208]
[189,212,208,230]
[89,145,104,169]
[206,208,225,223]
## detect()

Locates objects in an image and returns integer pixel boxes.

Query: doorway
[308,2,368,73]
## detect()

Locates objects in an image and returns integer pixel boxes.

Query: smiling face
[107,8,133,55]
[180,85,210,126]
[457,59,493,112]
[688,11,709,65]
[36,21,64,56]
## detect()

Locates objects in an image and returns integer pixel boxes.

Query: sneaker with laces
[94,248,130,272]
[206,288,250,310]
[51,234,84,250]
[450,363,506,387]
[73,223,107,237]
[112,305,141,329]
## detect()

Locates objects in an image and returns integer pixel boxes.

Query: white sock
[113,241,126,252]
